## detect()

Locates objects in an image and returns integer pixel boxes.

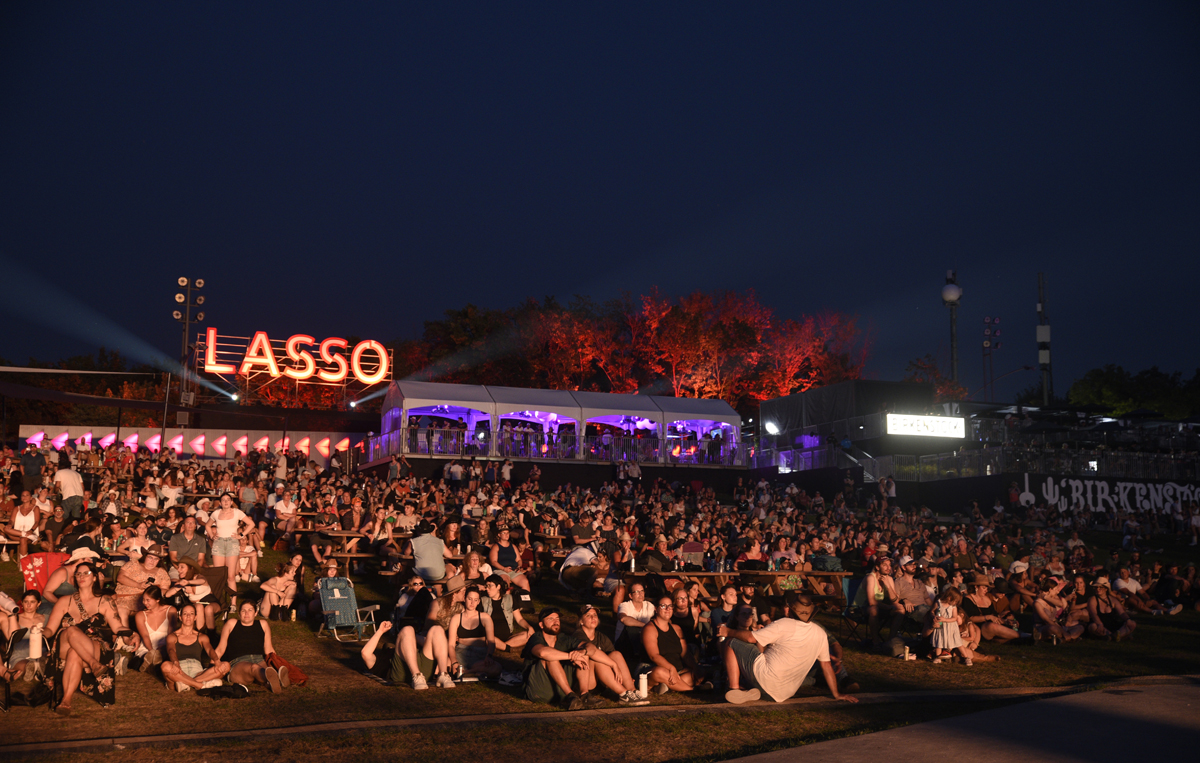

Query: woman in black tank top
[643,596,708,694]
[447,588,501,680]
[161,603,231,691]
[214,601,289,693]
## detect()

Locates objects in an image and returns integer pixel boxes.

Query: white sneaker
[411,674,428,690]
[1169,604,1183,615]
[0,550,9,562]
[201,679,223,689]
[258,550,264,558]
[436,672,455,689]
[250,575,261,583]
[725,688,761,704]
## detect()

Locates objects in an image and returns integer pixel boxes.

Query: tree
[904,354,968,402]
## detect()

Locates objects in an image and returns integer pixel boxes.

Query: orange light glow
[239,331,281,376]
[317,338,349,382]
[351,340,389,385]
[204,327,236,374]
[283,334,317,380]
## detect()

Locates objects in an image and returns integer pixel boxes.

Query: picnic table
[532,533,565,549]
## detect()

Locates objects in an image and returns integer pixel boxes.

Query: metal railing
[759,444,1198,482]
[364,428,747,467]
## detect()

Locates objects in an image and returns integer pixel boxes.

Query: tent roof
[485,385,584,421]
[382,380,495,415]
[568,390,664,424]
[650,395,742,427]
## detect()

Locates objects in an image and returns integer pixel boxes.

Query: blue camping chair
[316,576,379,642]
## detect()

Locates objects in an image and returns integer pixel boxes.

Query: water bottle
[638,673,648,699]
[630,556,636,572]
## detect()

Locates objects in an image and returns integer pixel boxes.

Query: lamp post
[941,270,962,383]
[173,277,206,411]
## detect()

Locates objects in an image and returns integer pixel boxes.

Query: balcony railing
[363,428,748,467]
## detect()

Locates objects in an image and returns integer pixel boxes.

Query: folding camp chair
[839,577,868,642]
[315,576,379,641]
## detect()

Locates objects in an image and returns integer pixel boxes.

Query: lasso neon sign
[202,327,389,385]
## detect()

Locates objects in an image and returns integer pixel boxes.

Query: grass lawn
[3,528,1198,761]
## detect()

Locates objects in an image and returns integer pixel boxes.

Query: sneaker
[1169,604,1183,615]
[436,672,455,689]
[498,671,523,686]
[114,651,129,676]
[619,691,650,707]
[582,692,605,708]
[653,682,670,695]
[265,666,283,693]
[278,665,290,689]
[176,682,191,693]
[963,659,973,667]
[725,688,761,704]
[696,680,714,691]
[258,550,264,558]
[201,679,224,689]
[411,674,429,691]
[1,550,9,562]
[250,575,261,583]
[563,692,584,711]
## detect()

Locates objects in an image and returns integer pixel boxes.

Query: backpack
[811,555,844,572]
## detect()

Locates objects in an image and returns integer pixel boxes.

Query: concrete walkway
[4,675,1195,757]
[729,680,1200,763]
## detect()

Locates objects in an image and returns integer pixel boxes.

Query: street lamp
[173,277,206,408]
[941,270,962,383]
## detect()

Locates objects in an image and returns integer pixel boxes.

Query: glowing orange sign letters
[203,327,389,385]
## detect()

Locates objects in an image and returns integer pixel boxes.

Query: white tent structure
[380,380,496,434]
[374,381,743,464]
[485,385,584,430]
[651,395,742,438]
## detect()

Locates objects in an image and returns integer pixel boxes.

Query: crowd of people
[1,438,1197,718]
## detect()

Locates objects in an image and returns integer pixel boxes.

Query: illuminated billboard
[886,414,966,438]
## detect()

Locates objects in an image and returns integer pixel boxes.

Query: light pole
[172,277,206,413]
[941,270,962,384]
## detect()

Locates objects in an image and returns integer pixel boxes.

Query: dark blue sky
[2,2,1197,402]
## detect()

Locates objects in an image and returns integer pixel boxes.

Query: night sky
[2,3,1197,403]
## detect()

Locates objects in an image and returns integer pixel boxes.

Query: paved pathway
[729,680,1200,763]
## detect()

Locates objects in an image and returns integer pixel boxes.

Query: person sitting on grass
[481,574,533,652]
[258,559,300,620]
[161,603,230,692]
[1113,566,1181,616]
[720,594,859,706]
[521,607,592,710]
[447,586,501,680]
[643,595,710,695]
[1032,577,1084,644]
[564,603,647,706]
[132,587,177,671]
[961,574,1022,644]
[213,600,289,693]
[1086,576,1137,642]
[360,619,454,691]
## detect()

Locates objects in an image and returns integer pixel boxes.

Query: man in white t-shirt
[719,593,859,705]
[54,465,86,520]
[614,582,656,642]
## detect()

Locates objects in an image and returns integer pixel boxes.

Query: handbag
[266,652,308,687]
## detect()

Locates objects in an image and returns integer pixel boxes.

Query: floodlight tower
[941,271,963,383]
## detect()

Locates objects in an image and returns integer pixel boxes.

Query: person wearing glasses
[643,596,710,695]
